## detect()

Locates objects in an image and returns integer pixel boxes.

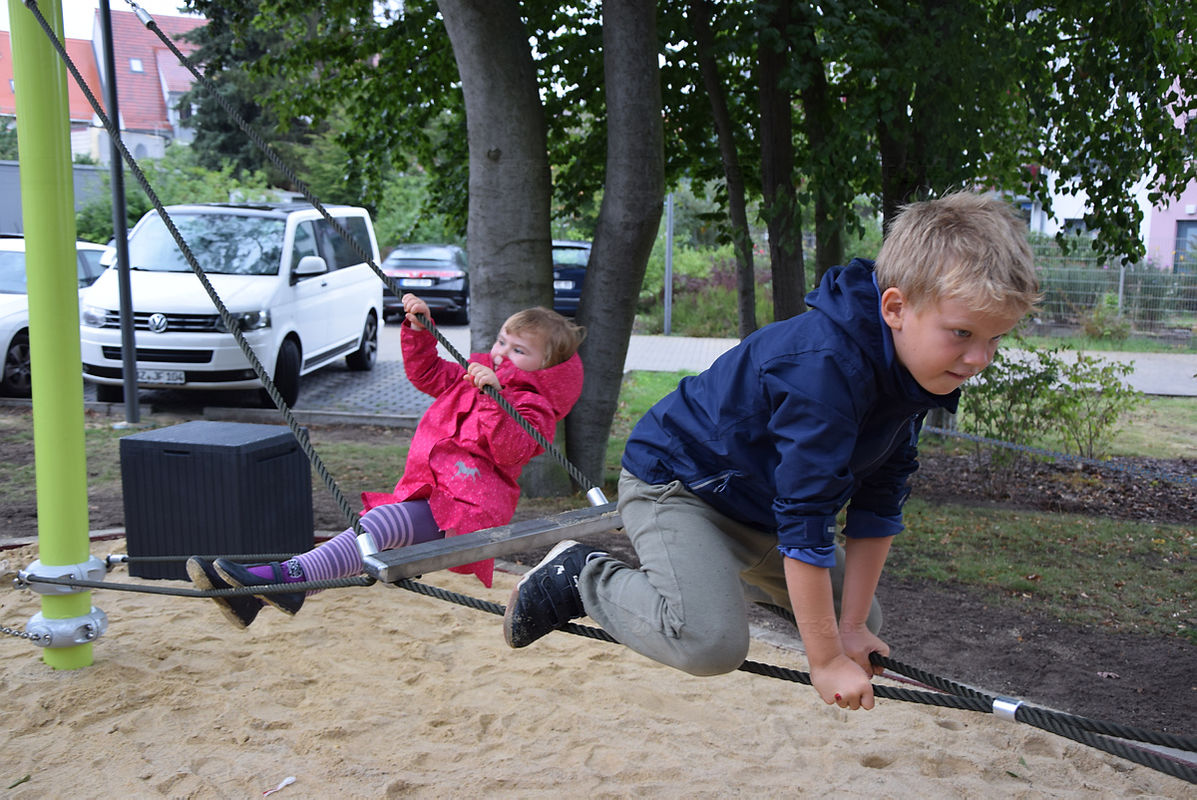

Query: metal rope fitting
[25,607,109,648]
[993,696,1024,722]
[356,531,380,561]
[17,556,107,595]
[586,487,609,507]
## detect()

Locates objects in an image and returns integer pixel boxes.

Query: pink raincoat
[360,321,585,587]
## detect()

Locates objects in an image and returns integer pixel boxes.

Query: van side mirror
[292,255,328,283]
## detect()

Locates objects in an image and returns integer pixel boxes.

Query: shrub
[958,338,1144,478]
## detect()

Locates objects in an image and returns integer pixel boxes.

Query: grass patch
[1019,333,1196,354]
[1109,396,1197,458]
[895,499,1194,642]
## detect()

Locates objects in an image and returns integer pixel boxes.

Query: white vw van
[80,203,383,406]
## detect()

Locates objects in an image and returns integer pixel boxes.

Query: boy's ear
[880,287,906,330]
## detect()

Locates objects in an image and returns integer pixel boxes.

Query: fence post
[1117,265,1125,318]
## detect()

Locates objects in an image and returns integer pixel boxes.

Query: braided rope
[390,578,1195,784]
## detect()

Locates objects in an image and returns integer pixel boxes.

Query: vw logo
[148,313,169,333]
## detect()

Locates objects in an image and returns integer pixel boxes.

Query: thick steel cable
[391,578,1195,784]
[23,0,365,535]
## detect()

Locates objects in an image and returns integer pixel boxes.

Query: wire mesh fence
[1031,249,1197,342]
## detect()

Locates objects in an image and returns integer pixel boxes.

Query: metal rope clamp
[25,607,109,648]
[993,696,1024,722]
[16,556,107,595]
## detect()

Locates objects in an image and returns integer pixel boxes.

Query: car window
[290,221,321,271]
[553,246,590,267]
[129,212,287,275]
[0,252,27,294]
[319,216,372,270]
[77,249,105,286]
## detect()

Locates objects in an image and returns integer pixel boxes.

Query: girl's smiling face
[490,325,547,372]
[881,288,1023,395]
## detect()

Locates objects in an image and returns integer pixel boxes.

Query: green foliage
[1081,292,1131,341]
[958,339,1144,474]
[74,145,272,243]
[0,120,16,160]
[1052,352,1143,459]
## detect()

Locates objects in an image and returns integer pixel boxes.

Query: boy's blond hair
[503,307,586,368]
[874,192,1040,316]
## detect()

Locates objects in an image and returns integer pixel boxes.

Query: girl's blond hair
[503,307,586,368]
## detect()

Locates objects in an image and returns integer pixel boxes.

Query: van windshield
[129,212,286,275]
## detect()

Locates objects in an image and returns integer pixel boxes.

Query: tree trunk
[437,0,553,352]
[691,0,756,339]
[757,4,805,321]
[565,0,665,492]
[795,16,844,286]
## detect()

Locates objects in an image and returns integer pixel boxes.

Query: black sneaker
[186,556,263,629]
[213,559,306,616]
[503,539,606,648]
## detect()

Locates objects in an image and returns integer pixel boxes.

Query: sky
[1,1,199,39]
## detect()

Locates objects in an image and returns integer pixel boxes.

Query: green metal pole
[10,0,96,669]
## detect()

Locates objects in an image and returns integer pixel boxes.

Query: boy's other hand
[812,654,876,710]
[840,625,889,677]
[402,293,432,330]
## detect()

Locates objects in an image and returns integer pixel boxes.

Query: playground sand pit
[0,540,1191,798]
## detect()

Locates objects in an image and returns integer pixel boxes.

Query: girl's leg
[293,500,441,581]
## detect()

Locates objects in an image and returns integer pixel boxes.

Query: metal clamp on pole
[586,487,609,507]
[25,607,109,648]
[992,696,1024,722]
[17,556,107,595]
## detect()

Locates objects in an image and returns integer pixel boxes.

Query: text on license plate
[137,368,185,384]
[400,278,434,287]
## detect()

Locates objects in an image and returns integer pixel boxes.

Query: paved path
[80,321,1196,425]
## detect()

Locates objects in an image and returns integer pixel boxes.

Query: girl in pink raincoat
[188,293,585,628]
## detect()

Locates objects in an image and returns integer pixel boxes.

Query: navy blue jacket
[621,259,958,568]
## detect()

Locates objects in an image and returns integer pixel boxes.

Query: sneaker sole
[213,561,303,616]
[186,557,259,629]
[503,539,581,648]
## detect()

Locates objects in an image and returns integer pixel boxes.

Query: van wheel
[261,339,301,408]
[95,384,124,403]
[1,332,32,397]
[346,312,378,371]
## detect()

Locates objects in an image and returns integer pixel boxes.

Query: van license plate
[137,369,185,384]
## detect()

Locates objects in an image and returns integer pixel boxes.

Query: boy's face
[490,325,547,372]
[881,288,1022,395]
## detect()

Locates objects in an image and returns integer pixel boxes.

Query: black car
[381,244,469,324]
[552,239,591,317]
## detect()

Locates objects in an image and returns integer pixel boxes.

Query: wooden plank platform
[361,502,622,583]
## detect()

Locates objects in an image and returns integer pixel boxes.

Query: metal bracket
[17,556,107,595]
[992,696,1024,722]
[25,607,109,648]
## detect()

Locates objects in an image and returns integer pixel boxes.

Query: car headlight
[80,304,109,328]
[216,310,271,332]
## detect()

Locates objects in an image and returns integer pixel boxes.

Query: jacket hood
[806,258,958,412]
[486,351,584,421]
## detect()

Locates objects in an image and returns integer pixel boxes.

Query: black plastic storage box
[120,421,313,580]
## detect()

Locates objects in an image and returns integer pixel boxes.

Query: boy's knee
[671,630,750,677]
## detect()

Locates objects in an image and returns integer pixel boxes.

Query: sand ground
[0,540,1189,799]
